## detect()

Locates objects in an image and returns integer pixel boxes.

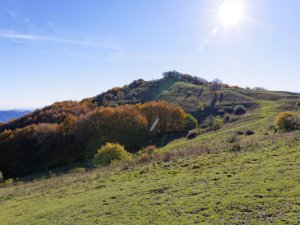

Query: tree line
[0,101,196,178]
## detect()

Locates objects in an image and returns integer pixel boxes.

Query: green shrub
[5,178,14,184]
[203,116,223,130]
[234,105,247,115]
[185,114,198,131]
[275,112,299,132]
[0,171,3,183]
[138,145,157,155]
[212,116,223,130]
[198,102,204,112]
[93,143,132,166]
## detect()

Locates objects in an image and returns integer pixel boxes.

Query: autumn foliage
[72,105,149,158]
[0,101,194,178]
[136,101,190,136]
[275,112,299,132]
[0,101,96,132]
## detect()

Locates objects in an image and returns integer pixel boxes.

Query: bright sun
[219,0,245,27]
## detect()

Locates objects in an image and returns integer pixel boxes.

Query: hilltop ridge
[0,71,299,179]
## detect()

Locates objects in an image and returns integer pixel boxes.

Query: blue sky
[0,0,299,109]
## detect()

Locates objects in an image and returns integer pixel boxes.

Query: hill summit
[0,71,299,179]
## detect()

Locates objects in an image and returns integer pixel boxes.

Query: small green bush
[234,105,247,115]
[93,143,132,166]
[212,116,223,130]
[275,112,299,132]
[198,102,204,112]
[203,116,223,130]
[185,114,198,131]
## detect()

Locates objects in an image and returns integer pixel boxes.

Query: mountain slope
[90,74,259,115]
[90,72,298,120]
[0,99,299,224]
[0,72,299,224]
[0,71,299,178]
[2,71,298,132]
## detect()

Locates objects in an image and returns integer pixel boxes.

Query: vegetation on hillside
[0,98,299,225]
[275,112,299,132]
[0,72,299,224]
[0,71,299,181]
[93,143,132,166]
[90,71,260,118]
[0,101,195,178]
[0,101,96,132]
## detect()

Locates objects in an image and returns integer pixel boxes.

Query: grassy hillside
[4,71,296,179]
[90,72,298,121]
[0,95,299,224]
[91,75,259,116]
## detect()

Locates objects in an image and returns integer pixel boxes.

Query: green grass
[0,98,299,224]
[158,82,258,113]
[0,131,299,224]
[159,100,278,153]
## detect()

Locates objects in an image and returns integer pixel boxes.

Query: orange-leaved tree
[136,101,190,136]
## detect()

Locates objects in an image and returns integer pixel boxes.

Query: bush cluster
[93,143,131,166]
[203,116,223,130]
[212,116,223,130]
[234,105,247,115]
[0,101,96,132]
[185,114,198,131]
[275,112,299,132]
[0,101,193,178]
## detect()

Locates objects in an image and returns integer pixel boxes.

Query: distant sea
[0,110,31,123]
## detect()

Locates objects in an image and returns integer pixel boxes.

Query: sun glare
[219,0,245,27]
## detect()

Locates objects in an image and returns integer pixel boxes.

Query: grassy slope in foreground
[0,99,299,224]
[0,132,299,224]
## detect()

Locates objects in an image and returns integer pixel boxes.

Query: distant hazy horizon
[1,0,300,109]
